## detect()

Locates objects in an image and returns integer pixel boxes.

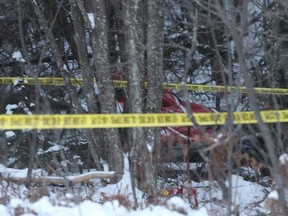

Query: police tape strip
[0,110,288,130]
[1,77,288,95]
[0,77,84,86]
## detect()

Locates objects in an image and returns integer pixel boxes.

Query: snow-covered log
[0,167,115,185]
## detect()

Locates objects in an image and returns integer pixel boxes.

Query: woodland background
[1,0,288,214]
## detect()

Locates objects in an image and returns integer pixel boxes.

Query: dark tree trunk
[90,0,124,183]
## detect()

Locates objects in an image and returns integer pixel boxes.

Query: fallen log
[0,171,115,185]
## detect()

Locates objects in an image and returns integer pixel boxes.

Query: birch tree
[121,0,165,200]
[144,0,164,199]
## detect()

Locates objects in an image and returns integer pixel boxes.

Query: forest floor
[0,155,276,216]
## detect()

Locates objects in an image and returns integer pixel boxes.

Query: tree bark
[122,0,146,202]
[123,0,164,201]
[70,0,104,172]
[90,0,124,183]
[144,0,164,199]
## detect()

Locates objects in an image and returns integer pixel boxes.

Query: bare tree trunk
[113,1,131,153]
[122,0,147,203]
[31,1,82,112]
[31,0,93,184]
[18,0,39,186]
[90,0,124,183]
[71,0,124,182]
[144,0,164,200]
[122,0,165,202]
[70,0,104,172]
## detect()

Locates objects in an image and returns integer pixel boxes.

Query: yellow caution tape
[0,77,84,86]
[1,77,288,95]
[0,110,287,130]
[162,83,288,95]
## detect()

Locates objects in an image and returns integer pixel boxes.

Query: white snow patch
[167,196,208,216]
[146,144,153,152]
[0,164,46,179]
[279,153,288,165]
[167,196,188,209]
[87,13,95,29]
[0,164,7,173]
[217,133,224,139]
[12,51,25,62]
[267,190,279,200]
[30,196,54,215]
[43,145,64,154]
[62,64,68,70]
[94,82,100,94]
[5,104,18,114]
[5,131,15,139]
[13,79,20,86]
[9,198,29,209]
[0,205,9,215]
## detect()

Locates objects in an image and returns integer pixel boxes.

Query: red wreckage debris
[116,89,215,162]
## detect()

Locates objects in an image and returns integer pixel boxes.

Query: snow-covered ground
[0,156,274,216]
